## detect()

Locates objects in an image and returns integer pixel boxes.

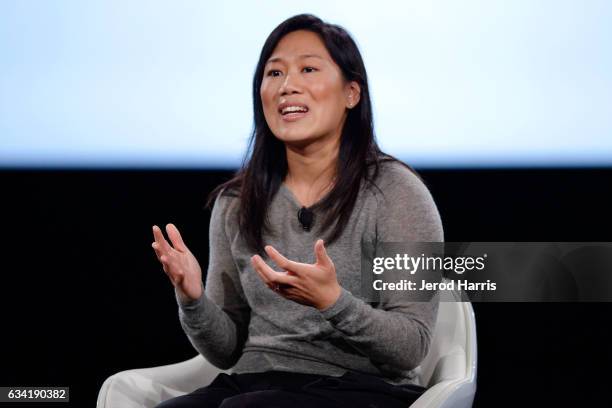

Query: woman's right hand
[152,224,203,302]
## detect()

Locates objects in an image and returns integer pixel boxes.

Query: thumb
[314,239,333,267]
[166,223,189,252]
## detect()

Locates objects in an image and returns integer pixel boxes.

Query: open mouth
[279,106,309,115]
[278,104,309,121]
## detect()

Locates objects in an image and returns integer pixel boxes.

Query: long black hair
[208,13,414,254]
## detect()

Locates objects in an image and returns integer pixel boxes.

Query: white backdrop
[1,0,610,168]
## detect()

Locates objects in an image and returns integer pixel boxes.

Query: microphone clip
[297,206,314,231]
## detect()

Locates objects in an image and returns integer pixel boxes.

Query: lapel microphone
[297,206,314,231]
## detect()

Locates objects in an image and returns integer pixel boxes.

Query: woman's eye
[265,67,316,77]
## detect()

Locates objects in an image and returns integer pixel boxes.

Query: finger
[281,288,308,305]
[166,223,189,253]
[270,282,295,296]
[264,245,305,274]
[251,256,284,290]
[281,286,300,297]
[152,242,170,269]
[152,241,172,274]
[152,244,177,284]
[152,225,173,253]
[251,256,280,292]
[251,255,298,286]
[314,239,333,267]
[251,255,271,285]
[151,242,163,259]
[160,253,183,281]
[255,265,280,292]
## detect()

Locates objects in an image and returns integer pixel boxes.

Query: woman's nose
[279,73,302,96]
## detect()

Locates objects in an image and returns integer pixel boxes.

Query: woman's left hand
[251,239,342,310]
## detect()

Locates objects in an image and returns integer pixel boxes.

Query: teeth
[281,106,308,114]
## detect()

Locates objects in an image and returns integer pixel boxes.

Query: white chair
[97,299,477,408]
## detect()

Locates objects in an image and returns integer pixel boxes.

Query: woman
[151,14,443,408]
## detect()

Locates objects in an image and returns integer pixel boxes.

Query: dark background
[2,167,611,407]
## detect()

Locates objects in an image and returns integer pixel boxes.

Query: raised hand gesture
[151,224,203,302]
[251,239,342,310]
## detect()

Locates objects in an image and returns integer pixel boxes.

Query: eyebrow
[265,54,325,65]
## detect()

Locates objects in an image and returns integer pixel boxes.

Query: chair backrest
[417,293,477,388]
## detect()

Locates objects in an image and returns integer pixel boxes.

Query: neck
[284,135,340,206]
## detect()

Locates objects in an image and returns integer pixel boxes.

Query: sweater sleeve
[175,192,251,370]
[319,164,443,374]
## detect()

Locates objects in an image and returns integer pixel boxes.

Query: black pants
[155,370,426,408]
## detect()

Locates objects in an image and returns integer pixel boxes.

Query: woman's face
[260,30,360,147]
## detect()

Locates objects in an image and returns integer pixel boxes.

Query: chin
[273,128,314,143]
[276,132,323,146]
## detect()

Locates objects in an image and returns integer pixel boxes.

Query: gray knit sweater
[175,160,444,386]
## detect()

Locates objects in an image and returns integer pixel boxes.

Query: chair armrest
[428,346,467,385]
[97,355,226,408]
[124,355,225,392]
